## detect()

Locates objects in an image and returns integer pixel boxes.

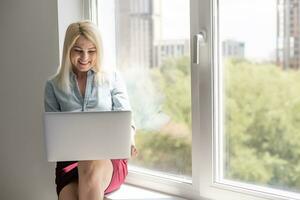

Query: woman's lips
[79,60,90,65]
[79,61,90,65]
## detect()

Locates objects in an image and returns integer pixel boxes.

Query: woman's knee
[78,160,111,176]
[78,160,113,188]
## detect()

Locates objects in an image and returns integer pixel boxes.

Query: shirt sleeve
[44,80,60,112]
[111,71,131,111]
[111,71,136,145]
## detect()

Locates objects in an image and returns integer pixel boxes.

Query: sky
[219,0,277,61]
[161,0,190,40]
[161,0,277,61]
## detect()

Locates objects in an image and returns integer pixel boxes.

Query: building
[154,39,190,67]
[222,39,245,59]
[115,0,162,69]
[277,0,300,69]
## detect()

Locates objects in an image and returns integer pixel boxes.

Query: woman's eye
[88,51,96,54]
[74,49,82,53]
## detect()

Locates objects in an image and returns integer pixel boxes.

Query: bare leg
[58,182,78,200]
[78,160,113,200]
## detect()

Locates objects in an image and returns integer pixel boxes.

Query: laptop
[43,111,132,162]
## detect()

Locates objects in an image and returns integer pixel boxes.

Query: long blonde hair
[54,20,104,94]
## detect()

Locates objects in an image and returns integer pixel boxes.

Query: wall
[0,0,82,199]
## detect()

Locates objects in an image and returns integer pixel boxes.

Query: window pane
[220,0,300,193]
[114,0,191,179]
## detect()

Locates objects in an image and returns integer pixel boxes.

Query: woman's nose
[80,52,89,60]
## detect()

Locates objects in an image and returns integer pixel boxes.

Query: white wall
[0,0,82,199]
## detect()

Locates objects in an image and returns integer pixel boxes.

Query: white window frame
[83,0,98,24]
[86,0,300,199]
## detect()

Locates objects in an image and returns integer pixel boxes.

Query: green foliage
[129,56,192,176]
[130,56,300,190]
[155,56,192,126]
[131,129,192,175]
[225,58,300,190]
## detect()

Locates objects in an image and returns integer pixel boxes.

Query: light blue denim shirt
[44,69,131,113]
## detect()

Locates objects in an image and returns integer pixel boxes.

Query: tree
[225,58,300,190]
[128,56,192,176]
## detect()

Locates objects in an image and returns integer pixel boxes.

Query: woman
[44,20,137,200]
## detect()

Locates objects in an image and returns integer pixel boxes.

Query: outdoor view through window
[114,0,191,180]
[220,0,300,193]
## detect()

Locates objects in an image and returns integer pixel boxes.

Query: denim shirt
[44,70,131,113]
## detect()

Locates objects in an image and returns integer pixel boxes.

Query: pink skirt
[55,159,128,196]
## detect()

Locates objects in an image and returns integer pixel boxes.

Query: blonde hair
[54,20,104,93]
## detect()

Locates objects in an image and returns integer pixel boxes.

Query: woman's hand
[131,145,138,158]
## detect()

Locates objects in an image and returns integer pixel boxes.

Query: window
[95,0,194,197]
[88,0,300,199]
[215,0,300,199]
[113,0,191,177]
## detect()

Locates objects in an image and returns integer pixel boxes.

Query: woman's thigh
[58,181,78,200]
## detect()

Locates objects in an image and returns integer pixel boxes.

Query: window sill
[105,184,188,200]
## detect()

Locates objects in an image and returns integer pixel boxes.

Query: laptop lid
[43,111,132,162]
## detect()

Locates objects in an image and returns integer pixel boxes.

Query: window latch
[193,31,206,64]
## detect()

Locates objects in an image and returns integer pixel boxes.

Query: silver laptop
[43,111,132,162]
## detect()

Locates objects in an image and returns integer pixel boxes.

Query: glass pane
[114,0,191,179]
[220,0,300,193]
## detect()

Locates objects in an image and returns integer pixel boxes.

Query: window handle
[193,31,206,64]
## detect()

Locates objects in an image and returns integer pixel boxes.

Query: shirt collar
[70,68,96,79]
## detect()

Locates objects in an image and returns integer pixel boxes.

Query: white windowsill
[104,184,188,200]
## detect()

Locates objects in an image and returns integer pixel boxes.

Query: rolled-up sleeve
[44,80,60,112]
[111,71,131,111]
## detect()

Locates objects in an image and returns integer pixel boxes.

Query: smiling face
[70,35,97,74]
